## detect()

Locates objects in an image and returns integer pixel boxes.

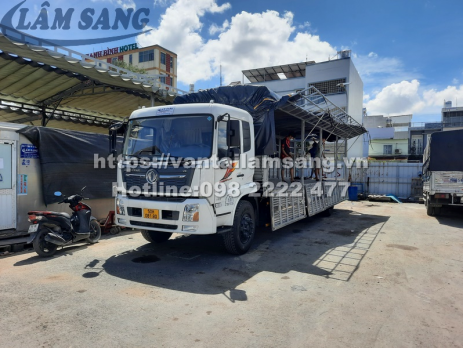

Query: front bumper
[115,196,217,235]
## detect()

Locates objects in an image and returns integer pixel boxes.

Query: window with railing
[308,78,346,95]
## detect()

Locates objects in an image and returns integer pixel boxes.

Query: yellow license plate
[143,209,159,219]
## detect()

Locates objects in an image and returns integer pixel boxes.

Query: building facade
[408,122,442,162]
[363,114,412,161]
[442,101,463,130]
[90,43,178,88]
[241,51,364,159]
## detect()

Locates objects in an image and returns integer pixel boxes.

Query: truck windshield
[123,115,214,159]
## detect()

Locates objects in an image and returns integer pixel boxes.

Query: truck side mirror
[109,122,127,156]
[228,120,241,147]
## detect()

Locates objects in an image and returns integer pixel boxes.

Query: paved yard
[0,201,462,347]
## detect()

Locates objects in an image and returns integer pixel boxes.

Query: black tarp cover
[423,129,463,173]
[174,85,294,156]
[18,127,121,205]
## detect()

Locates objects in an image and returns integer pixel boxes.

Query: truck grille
[130,220,177,230]
[127,195,186,203]
[123,167,194,193]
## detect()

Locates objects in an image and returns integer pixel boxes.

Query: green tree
[112,59,147,74]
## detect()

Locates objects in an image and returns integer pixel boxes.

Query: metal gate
[0,141,16,230]
[305,181,347,217]
[270,192,307,231]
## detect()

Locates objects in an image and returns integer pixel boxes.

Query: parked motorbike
[27,187,101,257]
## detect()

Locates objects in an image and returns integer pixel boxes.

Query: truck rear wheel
[426,205,441,217]
[141,230,172,243]
[223,200,256,255]
[321,206,334,217]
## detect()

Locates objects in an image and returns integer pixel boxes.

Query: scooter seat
[50,212,71,218]
[28,211,70,218]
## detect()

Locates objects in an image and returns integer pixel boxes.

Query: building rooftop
[242,62,313,82]
[363,114,412,128]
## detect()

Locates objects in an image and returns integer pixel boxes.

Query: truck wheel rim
[239,214,254,244]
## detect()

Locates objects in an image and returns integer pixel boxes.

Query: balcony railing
[409,122,442,129]
[443,121,463,128]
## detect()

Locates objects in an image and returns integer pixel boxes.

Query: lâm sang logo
[0,0,151,46]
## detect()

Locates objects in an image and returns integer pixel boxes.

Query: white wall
[346,59,364,159]
[246,77,305,95]
[305,59,350,84]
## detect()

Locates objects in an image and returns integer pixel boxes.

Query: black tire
[426,205,441,216]
[33,229,58,258]
[321,206,333,217]
[141,230,172,243]
[87,220,102,244]
[223,200,256,255]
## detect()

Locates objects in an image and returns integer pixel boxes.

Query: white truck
[110,86,365,254]
[423,129,463,216]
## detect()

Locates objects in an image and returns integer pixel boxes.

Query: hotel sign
[89,43,139,58]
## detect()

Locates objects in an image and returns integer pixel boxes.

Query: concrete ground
[0,201,462,348]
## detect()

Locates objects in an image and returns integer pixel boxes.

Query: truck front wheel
[223,200,256,255]
[141,230,172,243]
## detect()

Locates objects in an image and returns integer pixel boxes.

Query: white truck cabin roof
[129,103,252,123]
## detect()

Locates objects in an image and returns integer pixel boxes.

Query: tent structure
[0,32,185,133]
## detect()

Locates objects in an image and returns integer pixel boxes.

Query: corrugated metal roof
[0,33,179,128]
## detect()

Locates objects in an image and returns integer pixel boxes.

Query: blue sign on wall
[20,144,39,159]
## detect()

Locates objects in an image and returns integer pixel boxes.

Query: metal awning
[274,86,366,140]
[242,62,313,83]
[0,33,184,128]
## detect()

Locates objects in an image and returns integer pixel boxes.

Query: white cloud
[422,85,463,109]
[153,0,174,7]
[209,20,230,35]
[137,0,336,85]
[298,21,311,30]
[365,80,425,116]
[364,80,463,116]
[91,0,136,10]
[452,78,459,85]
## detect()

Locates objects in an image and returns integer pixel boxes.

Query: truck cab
[114,103,259,254]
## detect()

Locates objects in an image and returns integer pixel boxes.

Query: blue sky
[2,0,463,122]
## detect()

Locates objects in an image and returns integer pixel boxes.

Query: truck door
[214,119,255,217]
[214,119,241,216]
[0,141,16,230]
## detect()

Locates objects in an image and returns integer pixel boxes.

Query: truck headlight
[183,204,199,222]
[116,198,126,215]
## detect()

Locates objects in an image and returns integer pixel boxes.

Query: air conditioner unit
[395,149,402,154]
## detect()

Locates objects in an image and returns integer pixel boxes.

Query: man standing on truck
[307,140,318,179]
[315,138,326,181]
[281,133,295,182]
